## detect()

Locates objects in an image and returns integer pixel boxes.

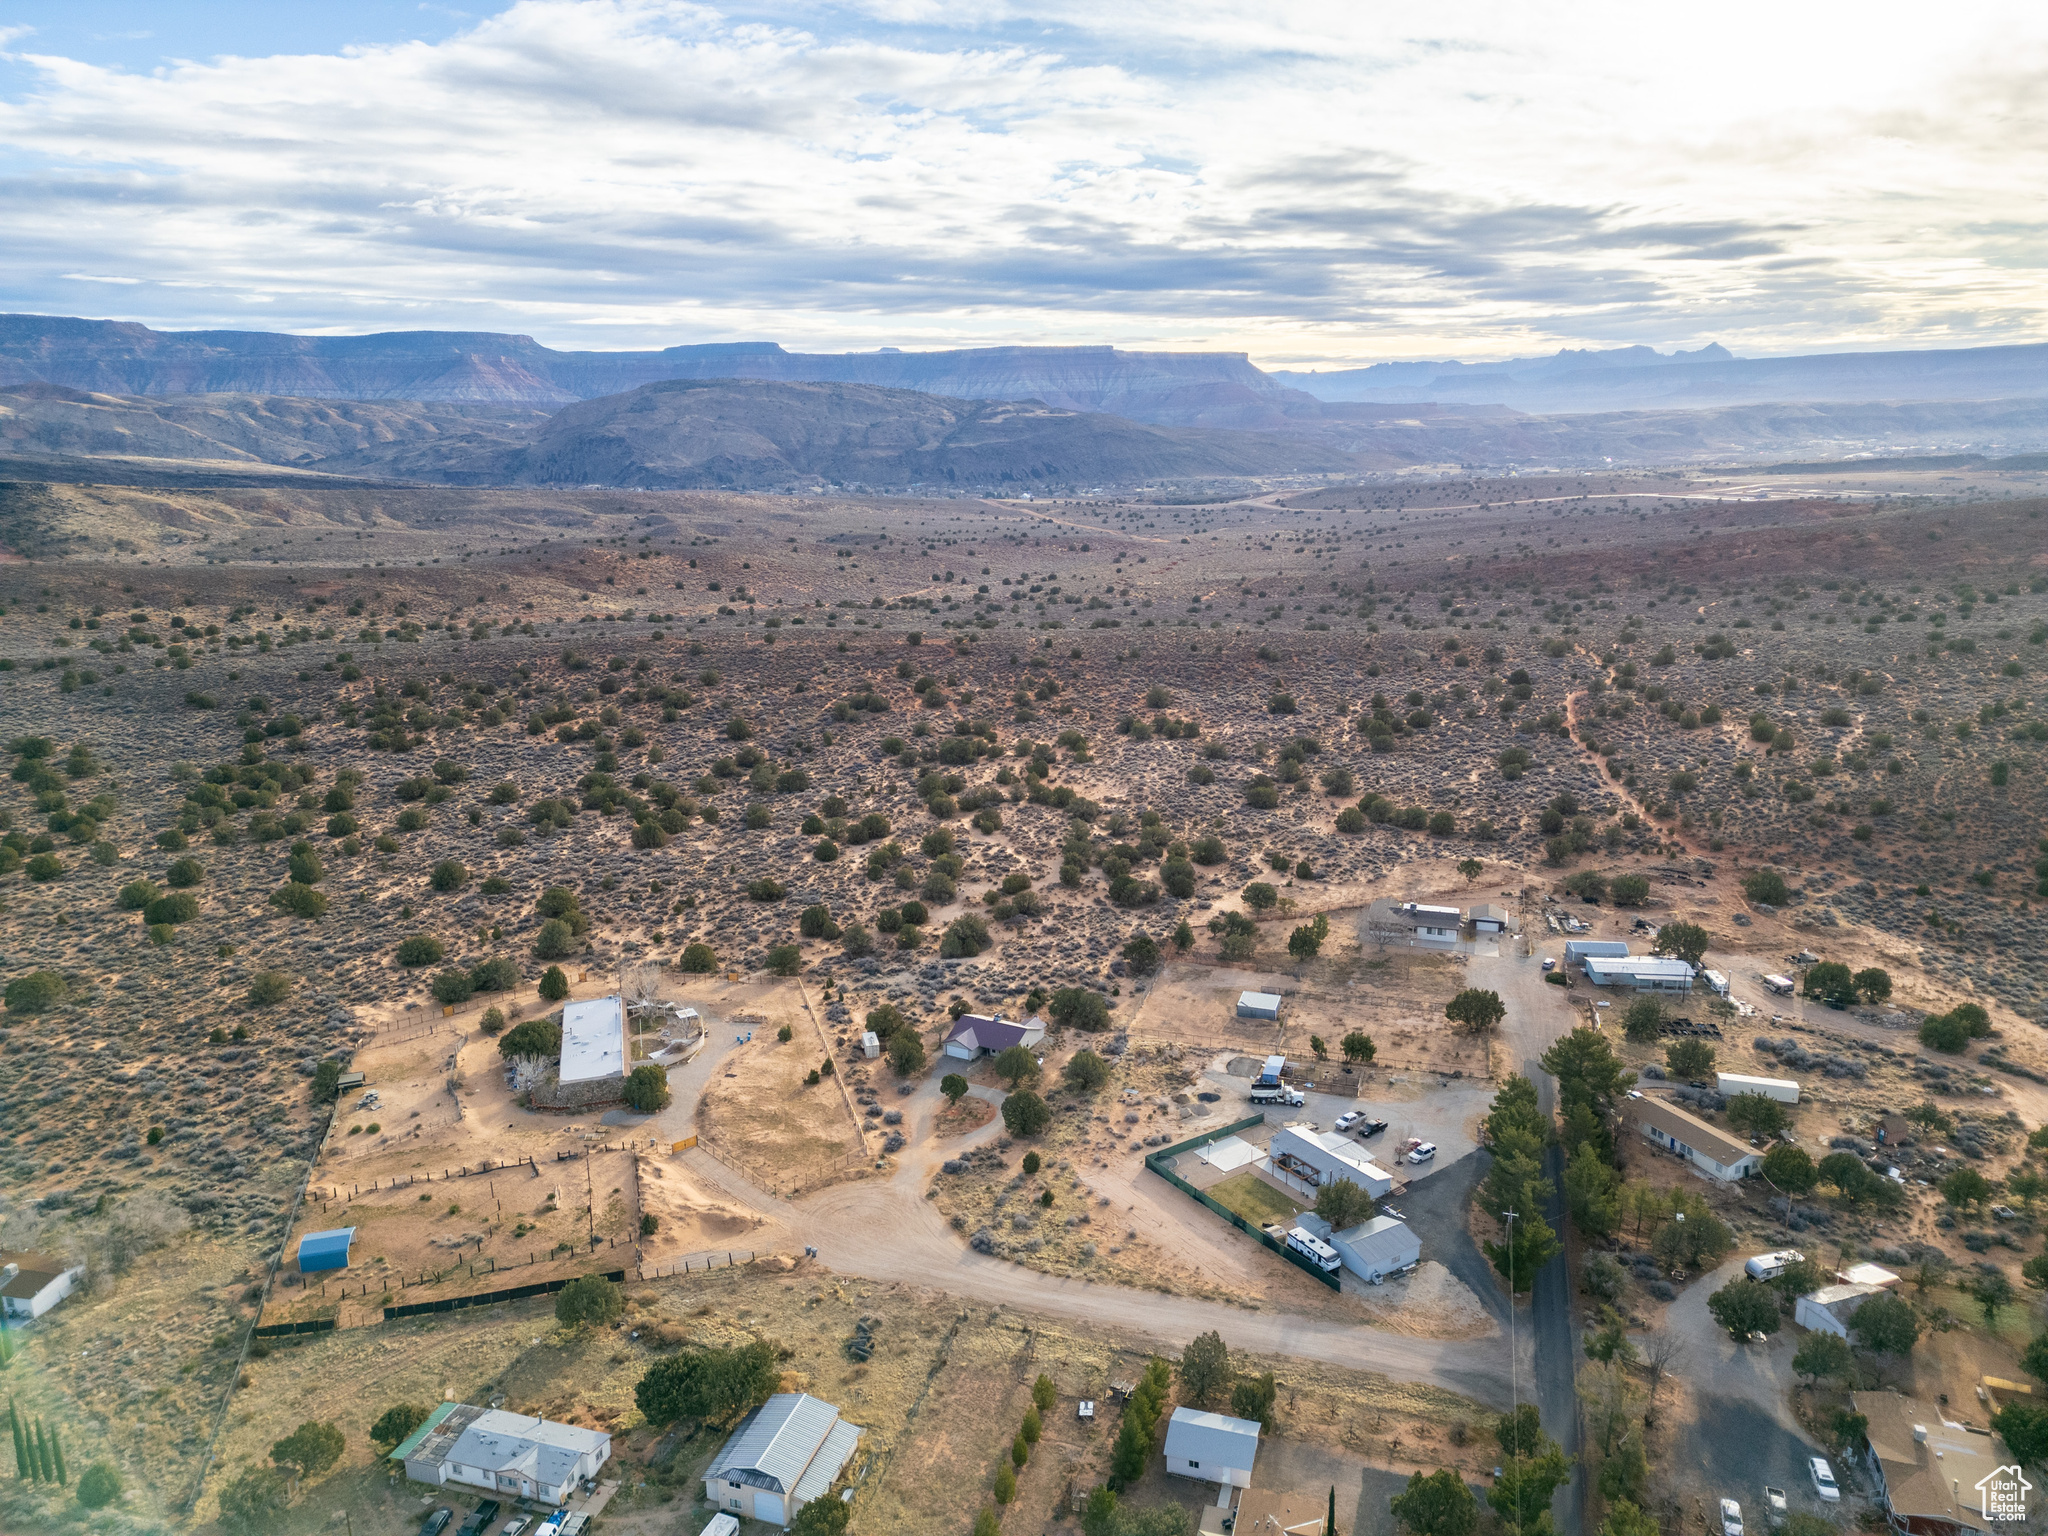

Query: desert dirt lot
[1131,928,1495,1081]
[694,1014,871,1198]
[206,1260,1498,1536]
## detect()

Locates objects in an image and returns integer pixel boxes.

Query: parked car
[421,1512,453,1536]
[1720,1499,1743,1536]
[1356,1118,1389,1138]
[1541,957,1557,972]
[1335,1111,1363,1132]
[1762,1486,1787,1529]
[502,1520,531,1536]
[1809,1457,1839,1502]
[1078,1400,1095,1421]
[1406,1142,1437,1164]
[1993,1204,2020,1221]
[457,1501,501,1536]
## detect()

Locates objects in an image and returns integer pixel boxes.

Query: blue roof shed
[297,1227,356,1273]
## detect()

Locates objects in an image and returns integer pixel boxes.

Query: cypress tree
[9,1403,25,1481]
[30,1419,46,1482]
[49,1424,64,1485]
[1327,1484,1338,1536]
[38,1420,54,1482]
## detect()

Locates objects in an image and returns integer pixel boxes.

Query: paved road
[1466,945,1587,1534]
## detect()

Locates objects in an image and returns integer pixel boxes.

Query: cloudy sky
[1,0,2044,365]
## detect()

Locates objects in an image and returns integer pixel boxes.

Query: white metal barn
[1331,1216,1422,1283]
[1162,1408,1261,1503]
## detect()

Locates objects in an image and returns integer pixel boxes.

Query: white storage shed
[1795,1283,1882,1338]
[1162,1408,1260,1504]
[1236,991,1282,1020]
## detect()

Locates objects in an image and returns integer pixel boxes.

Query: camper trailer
[1284,1227,1342,1273]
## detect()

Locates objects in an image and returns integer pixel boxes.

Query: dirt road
[681,1117,1514,1407]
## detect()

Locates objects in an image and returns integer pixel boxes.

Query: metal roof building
[394,1405,610,1506]
[1235,991,1282,1020]
[704,1393,862,1528]
[560,995,626,1083]
[296,1227,356,1273]
[1163,1407,1261,1500]
[1582,955,1696,992]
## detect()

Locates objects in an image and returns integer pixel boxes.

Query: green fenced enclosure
[1143,1114,1339,1290]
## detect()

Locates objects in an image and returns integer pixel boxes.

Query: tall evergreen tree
[33,1419,50,1482]
[9,1402,26,1481]
[49,1423,64,1485]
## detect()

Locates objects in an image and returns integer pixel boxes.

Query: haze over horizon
[2,1,2046,369]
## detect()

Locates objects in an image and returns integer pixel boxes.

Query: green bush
[248,970,294,1006]
[941,914,991,958]
[146,891,200,924]
[554,1273,624,1327]
[766,944,803,976]
[1002,1087,1051,1136]
[498,1017,562,1059]
[269,882,327,918]
[624,1063,672,1112]
[471,957,521,992]
[680,943,718,973]
[118,878,160,910]
[395,934,444,966]
[430,859,468,892]
[430,969,475,1005]
[25,852,63,881]
[75,1461,123,1510]
[1742,869,1789,905]
[538,965,569,1002]
[4,969,66,1012]
[534,918,575,959]
[166,857,205,887]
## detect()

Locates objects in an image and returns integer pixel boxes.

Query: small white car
[1720,1498,1743,1536]
[1335,1112,1363,1132]
[1077,1400,1095,1421]
[1407,1142,1437,1164]
[1809,1456,1839,1502]
[1541,957,1557,972]
[503,1521,530,1536]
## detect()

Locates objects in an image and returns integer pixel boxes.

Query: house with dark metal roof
[941,1013,1046,1061]
[0,1251,85,1322]
[1628,1093,1761,1181]
[703,1393,863,1527]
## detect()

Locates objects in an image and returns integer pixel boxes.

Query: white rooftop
[1403,903,1461,919]
[1583,955,1696,979]
[561,995,626,1083]
[445,1410,609,1488]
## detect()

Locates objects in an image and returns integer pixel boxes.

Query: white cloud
[0,0,2045,363]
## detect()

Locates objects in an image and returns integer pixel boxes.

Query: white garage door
[756,1493,786,1525]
